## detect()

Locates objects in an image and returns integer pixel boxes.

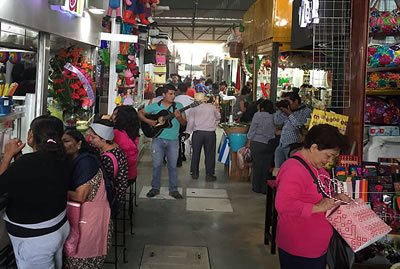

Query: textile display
[326,199,392,252]
[365,96,400,125]
[218,136,230,166]
[367,72,400,89]
[368,45,400,68]
[369,0,400,33]
[309,109,349,135]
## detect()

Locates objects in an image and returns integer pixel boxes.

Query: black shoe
[205,175,217,181]
[182,155,187,162]
[103,15,111,22]
[177,159,182,167]
[116,16,122,23]
[146,188,160,198]
[191,172,199,180]
[169,191,183,199]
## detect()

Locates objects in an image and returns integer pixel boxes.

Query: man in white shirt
[174,83,194,166]
[186,93,221,181]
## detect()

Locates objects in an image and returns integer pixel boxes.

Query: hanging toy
[9,52,21,64]
[0,52,9,63]
[124,69,135,87]
[104,0,122,23]
[127,55,140,78]
[124,0,150,25]
[144,0,159,25]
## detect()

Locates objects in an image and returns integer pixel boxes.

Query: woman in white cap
[88,119,129,215]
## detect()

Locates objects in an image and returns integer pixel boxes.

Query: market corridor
[103,128,279,269]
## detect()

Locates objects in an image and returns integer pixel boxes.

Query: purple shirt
[186,103,221,133]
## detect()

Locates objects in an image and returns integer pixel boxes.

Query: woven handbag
[368,45,400,67]
[370,0,400,33]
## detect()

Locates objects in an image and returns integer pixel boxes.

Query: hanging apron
[71,174,111,259]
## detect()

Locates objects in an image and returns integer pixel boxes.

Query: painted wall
[0,0,107,46]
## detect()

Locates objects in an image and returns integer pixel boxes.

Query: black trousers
[250,140,274,193]
[190,130,216,176]
[177,125,186,165]
[279,248,327,269]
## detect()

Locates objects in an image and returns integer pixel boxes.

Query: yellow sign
[309,109,349,135]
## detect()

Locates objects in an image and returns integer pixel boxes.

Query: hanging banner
[63,0,86,16]
[309,109,349,135]
[64,63,95,103]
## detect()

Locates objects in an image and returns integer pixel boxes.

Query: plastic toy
[104,0,122,23]
[127,55,139,78]
[124,0,150,25]
[124,69,135,87]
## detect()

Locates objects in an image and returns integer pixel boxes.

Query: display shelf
[366,89,400,95]
[0,112,25,124]
[365,122,400,126]
[369,32,400,38]
[367,67,400,72]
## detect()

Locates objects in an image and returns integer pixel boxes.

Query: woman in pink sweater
[275,124,350,269]
[112,106,139,182]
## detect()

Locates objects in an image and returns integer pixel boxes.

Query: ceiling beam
[195,27,211,40]
[215,27,232,41]
[174,27,190,40]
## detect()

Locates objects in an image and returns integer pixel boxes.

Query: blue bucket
[0,97,12,116]
[228,133,247,152]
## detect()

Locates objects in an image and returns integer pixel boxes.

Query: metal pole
[270,42,280,102]
[252,46,258,102]
[137,44,145,102]
[107,17,120,115]
[35,32,50,117]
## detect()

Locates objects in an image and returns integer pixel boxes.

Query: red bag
[326,199,392,252]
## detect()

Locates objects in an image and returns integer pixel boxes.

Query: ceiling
[154,0,256,43]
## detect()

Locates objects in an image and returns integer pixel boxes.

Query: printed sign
[309,109,349,135]
[63,0,86,16]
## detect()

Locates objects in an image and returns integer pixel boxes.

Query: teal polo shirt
[144,101,184,140]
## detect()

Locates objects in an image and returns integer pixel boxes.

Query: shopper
[195,78,210,94]
[138,87,186,199]
[246,100,276,193]
[112,105,139,182]
[148,86,164,105]
[175,83,194,167]
[232,86,251,121]
[62,130,111,269]
[185,78,196,98]
[186,93,221,181]
[275,124,350,269]
[88,119,129,214]
[168,73,179,89]
[0,115,70,269]
[274,92,312,168]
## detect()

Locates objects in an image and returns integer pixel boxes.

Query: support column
[137,43,145,102]
[35,32,50,117]
[252,46,258,102]
[107,17,120,115]
[270,42,280,102]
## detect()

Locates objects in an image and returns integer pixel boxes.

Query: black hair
[64,129,97,155]
[241,86,251,95]
[113,106,140,143]
[200,78,206,81]
[205,79,213,86]
[286,92,302,104]
[212,83,219,92]
[170,73,178,78]
[304,124,348,151]
[177,83,188,93]
[288,143,304,158]
[219,81,227,86]
[155,87,165,97]
[164,84,176,91]
[30,115,66,159]
[259,99,275,114]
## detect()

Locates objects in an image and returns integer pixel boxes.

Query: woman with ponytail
[0,115,71,269]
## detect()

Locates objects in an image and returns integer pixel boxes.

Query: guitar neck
[164,103,198,121]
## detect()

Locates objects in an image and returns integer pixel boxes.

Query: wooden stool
[264,179,278,255]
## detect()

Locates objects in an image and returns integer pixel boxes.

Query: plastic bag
[237,147,252,170]
[184,138,192,160]
[327,230,355,269]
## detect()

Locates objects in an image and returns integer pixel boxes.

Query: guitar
[141,101,201,138]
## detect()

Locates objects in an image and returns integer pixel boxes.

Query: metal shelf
[366,89,400,95]
[367,66,400,72]
[369,32,400,38]
[0,112,25,124]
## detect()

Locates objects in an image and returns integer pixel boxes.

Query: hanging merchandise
[153,73,166,84]
[8,53,21,64]
[240,51,263,78]
[0,52,9,63]
[123,0,150,25]
[127,55,139,78]
[104,0,122,23]
[368,45,400,68]
[116,54,128,73]
[120,42,130,55]
[144,0,159,25]
[100,48,110,67]
[124,69,135,87]
[370,0,400,33]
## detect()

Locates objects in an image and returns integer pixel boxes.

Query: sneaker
[205,175,217,182]
[191,172,199,180]
[169,191,183,199]
[146,188,160,198]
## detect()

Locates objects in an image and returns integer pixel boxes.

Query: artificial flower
[71,92,80,100]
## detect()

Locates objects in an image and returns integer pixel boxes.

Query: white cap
[91,123,114,141]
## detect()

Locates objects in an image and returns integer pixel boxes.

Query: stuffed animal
[104,0,122,23]
[144,0,159,24]
[124,0,150,25]
[127,55,139,78]
[124,69,135,88]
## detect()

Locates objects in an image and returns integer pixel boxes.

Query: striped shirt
[195,83,210,94]
[274,106,312,145]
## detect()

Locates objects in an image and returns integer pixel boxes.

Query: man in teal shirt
[139,87,186,199]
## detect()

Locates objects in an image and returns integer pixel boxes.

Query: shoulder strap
[291,156,328,198]
[102,152,118,179]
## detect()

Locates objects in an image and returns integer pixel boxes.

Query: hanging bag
[370,0,400,33]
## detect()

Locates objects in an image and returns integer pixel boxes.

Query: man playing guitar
[138,86,186,199]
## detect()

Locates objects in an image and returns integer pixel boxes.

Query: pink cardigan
[275,152,333,258]
[113,129,138,179]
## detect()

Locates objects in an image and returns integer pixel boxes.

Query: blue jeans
[274,143,291,168]
[151,138,179,192]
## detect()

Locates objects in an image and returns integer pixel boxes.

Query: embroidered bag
[370,0,400,33]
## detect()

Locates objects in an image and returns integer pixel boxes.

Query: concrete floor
[104,128,280,269]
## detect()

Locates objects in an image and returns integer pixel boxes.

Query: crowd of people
[0,72,351,269]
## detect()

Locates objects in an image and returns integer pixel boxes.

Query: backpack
[101,152,120,216]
